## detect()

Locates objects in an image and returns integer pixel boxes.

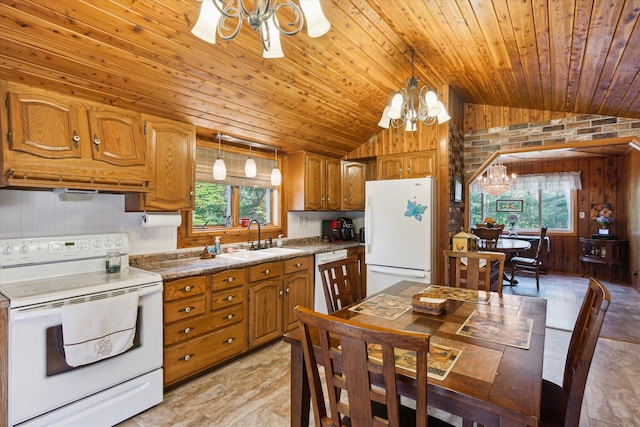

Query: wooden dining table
[488,239,532,285]
[284,280,547,427]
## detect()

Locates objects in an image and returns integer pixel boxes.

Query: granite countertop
[131,240,360,281]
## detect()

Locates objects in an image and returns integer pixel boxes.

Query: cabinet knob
[226,277,235,282]
[181,327,194,334]
[286,287,290,294]
[279,290,284,296]
[180,353,195,361]
[179,285,192,292]
[295,262,302,267]
[263,269,271,274]
[93,134,101,151]
[225,295,234,301]
[179,306,194,313]
[223,338,235,344]
[72,130,80,147]
[224,314,234,320]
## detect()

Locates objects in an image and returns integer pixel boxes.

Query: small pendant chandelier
[479,161,516,196]
[245,145,257,178]
[212,133,226,180]
[271,149,282,186]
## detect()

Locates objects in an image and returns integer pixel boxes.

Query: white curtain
[513,171,582,191]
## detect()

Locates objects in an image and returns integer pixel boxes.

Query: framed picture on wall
[496,199,523,212]
[454,176,463,203]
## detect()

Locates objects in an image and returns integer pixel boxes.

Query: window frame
[178,140,284,249]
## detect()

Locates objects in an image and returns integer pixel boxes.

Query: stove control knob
[19,244,29,254]
[104,240,112,247]
[93,240,102,248]
[2,244,13,255]
[114,238,123,247]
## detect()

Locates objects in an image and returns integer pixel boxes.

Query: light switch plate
[579,211,585,219]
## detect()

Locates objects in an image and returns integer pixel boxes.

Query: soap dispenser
[276,234,283,248]
[214,236,221,254]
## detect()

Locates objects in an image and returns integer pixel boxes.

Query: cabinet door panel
[284,271,310,332]
[377,155,403,179]
[248,279,283,347]
[341,161,366,210]
[7,92,82,159]
[87,108,145,167]
[304,153,325,209]
[325,158,341,210]
[406,152,435,177]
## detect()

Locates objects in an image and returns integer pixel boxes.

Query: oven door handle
[10,282,162,321]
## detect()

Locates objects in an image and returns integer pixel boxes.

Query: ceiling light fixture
[245,145,257,178]
[478,161,516,196]
[271,149,282,186]
[213,133,227,180]
[191,0,331,58]
[378,49,450,131]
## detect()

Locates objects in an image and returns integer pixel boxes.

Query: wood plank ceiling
[0,0,639,157]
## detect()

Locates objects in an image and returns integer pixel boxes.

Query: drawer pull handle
[181,327,194,334]
[225,296,234,302]
[226,277,235,282]
[295,263,302,267]
[224,314,235,320]
[180,353,195,361]
[179,306,195,313]
[223,338,235,344]
[263,269,271,274]
[179,285,192,292]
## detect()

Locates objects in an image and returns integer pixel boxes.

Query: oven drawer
[164,276,207,302]
[212,268,246,291]
[164,322,247,386]
[163,304,245,346]
[211,287,245,310]
[163,294,206,323]
[284,256,310,274]
[248,261,282,282]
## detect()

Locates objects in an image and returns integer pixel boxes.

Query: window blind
[196,146,277,188]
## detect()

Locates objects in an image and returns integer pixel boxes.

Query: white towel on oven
[62,291,139,367]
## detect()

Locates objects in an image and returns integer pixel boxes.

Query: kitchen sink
[258,247,306,255]
[216,250,272,261]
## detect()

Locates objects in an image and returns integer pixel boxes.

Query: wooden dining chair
[317,255,364,313]
[470,226,503,249]
[510,227,548,289]
[294,305,454,427]
[540,277,611,427]
[443,250,506,295]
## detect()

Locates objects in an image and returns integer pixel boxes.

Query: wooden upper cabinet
[1,81,151,192]
[86,107,146,167]
[377,151,436,179]
[341,161,366,210]
[287,151,341,210]
[6,91,82,159]
[126,115,196,211]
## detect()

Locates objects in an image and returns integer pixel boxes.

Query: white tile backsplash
[0,189,177,255]
[287,211,364,238]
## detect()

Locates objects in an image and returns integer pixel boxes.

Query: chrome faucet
[247,219,261,250]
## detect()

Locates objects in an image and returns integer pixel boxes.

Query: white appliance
[365,177,436,295]
[0,233,163,427]
[314,249,348,313]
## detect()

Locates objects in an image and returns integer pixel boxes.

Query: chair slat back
[294,306,430,427]
[533,227,548,260]
[317,255,363,313]
[444,250,506,295]
[562,277,611,426]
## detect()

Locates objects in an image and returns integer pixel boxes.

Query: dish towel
[62,291,139,367]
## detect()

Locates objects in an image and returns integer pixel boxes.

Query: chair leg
[535,267,540,290]
[510,263,516,283]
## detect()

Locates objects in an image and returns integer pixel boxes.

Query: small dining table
[284,280,547,427]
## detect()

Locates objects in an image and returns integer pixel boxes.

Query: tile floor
[119,273,640,427]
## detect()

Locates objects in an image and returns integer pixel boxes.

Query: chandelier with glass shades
[378,49,450,131]
[212,133,282,186]
[191,0,331,58]
[479,161,516,196]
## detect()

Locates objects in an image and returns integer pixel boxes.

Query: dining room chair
[470,226,504,249]
[317,255,364,313]
[443,250,506,295]
[510,227,548,289]
[294,305,454,427]
[540,276,611,427]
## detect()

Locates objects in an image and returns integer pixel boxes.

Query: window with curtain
[192,146,279,228]
[470,172,581,233]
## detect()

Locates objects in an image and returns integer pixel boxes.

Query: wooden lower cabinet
[163,258,312,387]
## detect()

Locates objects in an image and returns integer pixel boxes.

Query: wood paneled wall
[464,104,574,134]
[620,149,640,290]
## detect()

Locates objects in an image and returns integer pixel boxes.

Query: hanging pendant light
[271,149,282,186]
[212,133,226,180]
[245,145,257,178]
[478,161,516,196]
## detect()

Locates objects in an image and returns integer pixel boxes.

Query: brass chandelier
[479,161,516,196]
[191,0,331,58]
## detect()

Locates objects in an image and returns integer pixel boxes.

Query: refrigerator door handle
[365,195,372,253]
[368,265,427,278]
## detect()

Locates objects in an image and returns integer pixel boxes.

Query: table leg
[290,343,310,427]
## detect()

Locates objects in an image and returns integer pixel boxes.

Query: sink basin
[217,250,272,261]
[258,247,306,256]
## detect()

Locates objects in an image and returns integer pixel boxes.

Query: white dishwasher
[314,249,348,313]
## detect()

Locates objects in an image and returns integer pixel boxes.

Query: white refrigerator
[364,177,436,295]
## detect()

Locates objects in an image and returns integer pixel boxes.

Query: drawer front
[164,294,206,324]
[211,287,245,310]
[248,261,282,282]
[212,268,247,291]
[164,276,207,302]
[163,305,245,346]
[284,256,310,275]
[164,322,247,386]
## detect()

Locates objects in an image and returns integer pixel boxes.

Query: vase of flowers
[484,217,496,228]
[596,214,613,229]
